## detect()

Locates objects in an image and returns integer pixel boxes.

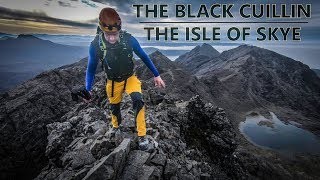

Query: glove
[71,86,91,101]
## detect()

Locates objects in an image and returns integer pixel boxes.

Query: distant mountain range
[0,33,191,93]
[0,36,15,40]
[0,34,88,92]
[139,47,189,60]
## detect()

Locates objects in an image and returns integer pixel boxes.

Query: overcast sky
[0,0,319,68]
[0,0,318,35]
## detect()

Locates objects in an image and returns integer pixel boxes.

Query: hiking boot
[138,136,149,151]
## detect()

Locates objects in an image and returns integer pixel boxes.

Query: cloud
[0,6,96,28]
[0,0,319,38]
[58,1,72,7]
[91,0,138,13]
[81,0,98,8]
[0,18,95,35]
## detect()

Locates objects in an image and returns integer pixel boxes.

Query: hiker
[85,7,165,150]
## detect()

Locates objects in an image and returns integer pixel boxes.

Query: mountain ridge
[1,46,319,179]
[177,44,320,122]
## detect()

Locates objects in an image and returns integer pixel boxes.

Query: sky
[0,0,319,68]
[0,0,318,36]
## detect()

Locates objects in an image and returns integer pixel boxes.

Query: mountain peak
[150,50,173,64]
[175,43,220,65]
[193,43,220,58]
[201,43,213,48]
[17,34,41,40]
[150,50,163,56]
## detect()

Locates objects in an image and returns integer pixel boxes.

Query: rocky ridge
[34,88,289,180]
[1,50,319,179]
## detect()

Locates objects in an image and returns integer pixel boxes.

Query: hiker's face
[104,31,119,44]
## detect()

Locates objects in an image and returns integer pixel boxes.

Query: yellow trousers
[106,74,146,136]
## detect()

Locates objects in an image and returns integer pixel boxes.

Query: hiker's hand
[154,76,165,88]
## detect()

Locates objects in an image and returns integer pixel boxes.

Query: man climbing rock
[85,7,165,150]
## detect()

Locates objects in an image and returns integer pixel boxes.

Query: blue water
[239,112,320,157]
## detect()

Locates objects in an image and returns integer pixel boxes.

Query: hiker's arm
[85,43,99,91]
[131,36,160,77]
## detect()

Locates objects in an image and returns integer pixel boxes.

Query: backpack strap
[98,32,107,60]
[98,32,113,70]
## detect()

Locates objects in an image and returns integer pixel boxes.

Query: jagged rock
[34,168,64,180]
[137,165,161,180]
[82,108,107,123]
[85,165,114,180]
[45,122,74,166]
[61,146,95,170]
[83,120,109,138]
[83,138,131,180]
[150,154,167,167]
[68,116,83,126]
[164,159,178,179]
[90,136,115,159]
[200,173,211,179]
[55,170,74,180]
[147,89,166,105]
[73,167,90,180]
[179,174,195,180]
[120,150,151,179]
[182,95,236,161]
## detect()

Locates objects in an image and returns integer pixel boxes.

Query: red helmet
[99,7,121,33]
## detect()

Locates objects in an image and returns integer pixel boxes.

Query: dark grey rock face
[177,44,320,127]
[33,92,241,180]
[181,95,237,162]
[175,43,220,74]
[1,48,319,180]
[0,58,103,179]
[135,51,214,102]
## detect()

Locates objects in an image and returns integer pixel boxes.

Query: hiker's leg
[130,92,146,136]
[106,79,125,128]
[125,75,146,136]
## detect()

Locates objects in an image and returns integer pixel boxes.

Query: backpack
[91,27,134,82]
